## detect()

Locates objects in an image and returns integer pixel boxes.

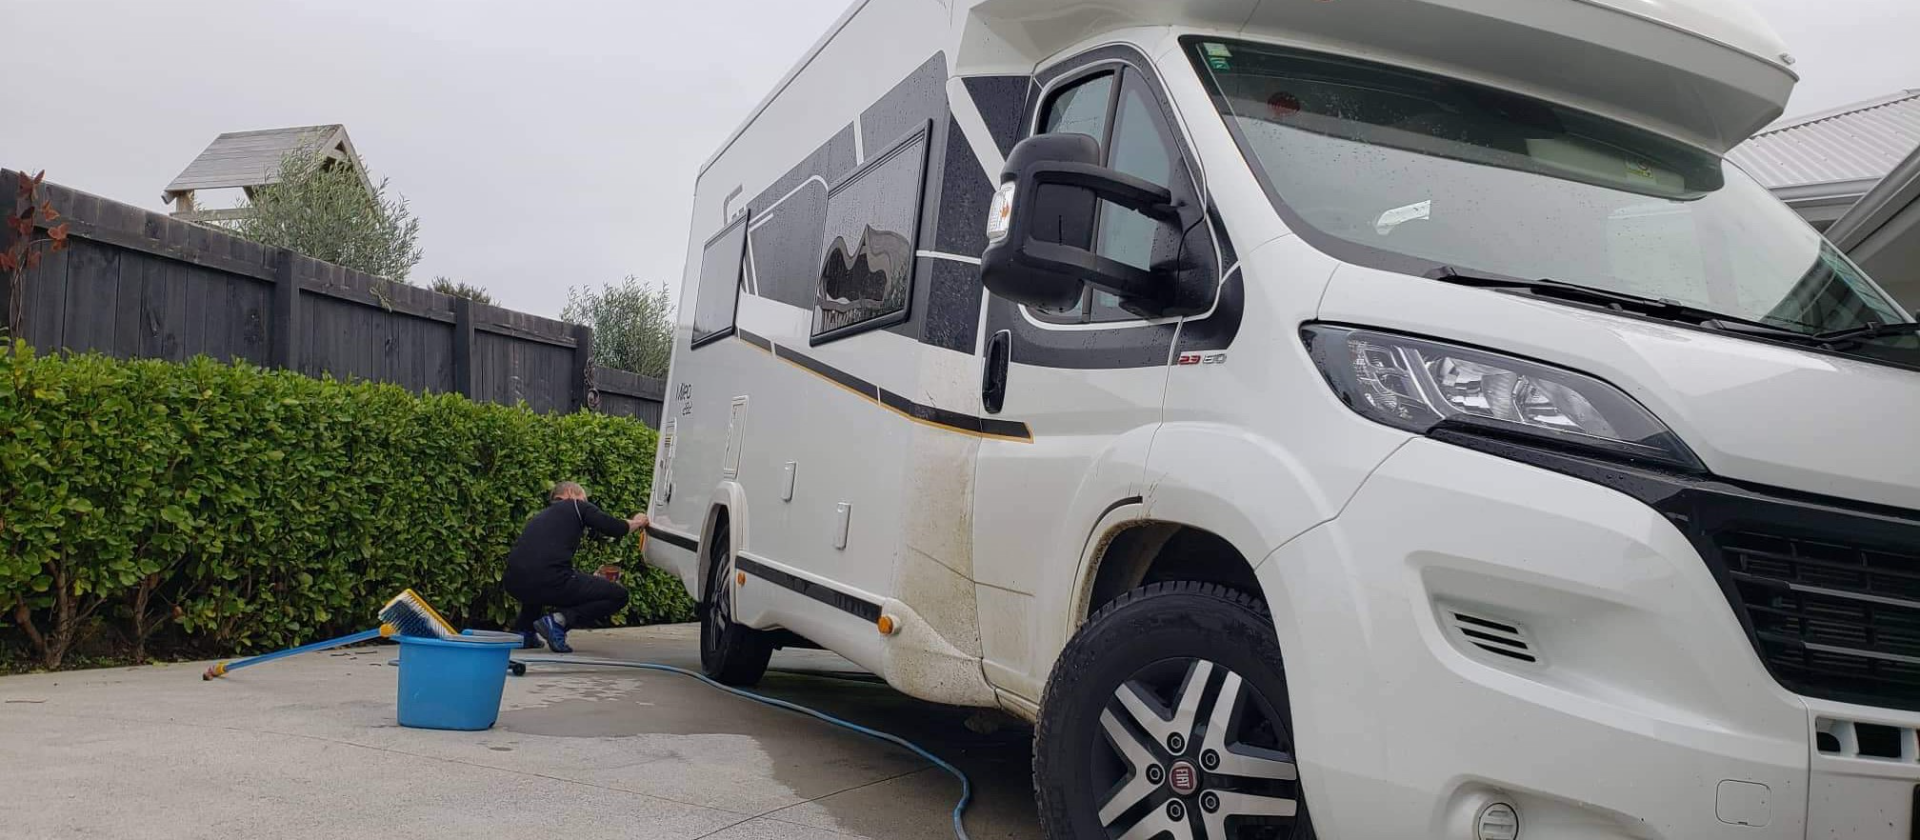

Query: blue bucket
[395,632,521,731]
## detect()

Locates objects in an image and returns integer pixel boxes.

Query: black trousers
[506,571,629,632]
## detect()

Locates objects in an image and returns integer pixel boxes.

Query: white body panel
[651,0,985,698]
[1265,439,1815,838]
[649,1,1920,836]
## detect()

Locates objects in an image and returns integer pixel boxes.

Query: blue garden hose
[516,656,973,840]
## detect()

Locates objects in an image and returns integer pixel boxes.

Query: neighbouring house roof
[164,124,370,196]
[1727,90,1920,226]
[1827,143,1920,306]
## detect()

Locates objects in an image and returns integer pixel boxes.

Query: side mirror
[979,133,1181,314]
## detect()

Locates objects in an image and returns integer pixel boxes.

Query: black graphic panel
[920,257,983,354]
[1175,269,1243,354]
[961,74,1031,158]
[747,183,828,308]
[748,124,857,219]
[934,113,996,258]
[862,54,949,155]
[987,294,1177,370]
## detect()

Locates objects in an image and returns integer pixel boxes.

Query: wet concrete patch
[500,666,930,808]
[496,656,1038,838]
[0,625,1046,839]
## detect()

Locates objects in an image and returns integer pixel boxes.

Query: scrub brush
[379,588,461,639]
[380,588,523,644]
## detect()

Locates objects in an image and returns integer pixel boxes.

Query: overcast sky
[2,0,1914,318]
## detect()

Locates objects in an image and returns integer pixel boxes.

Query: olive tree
[226,151,424,282]
[430,277,494,305]
[561,276,674,379]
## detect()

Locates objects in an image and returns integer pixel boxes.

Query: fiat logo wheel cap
[1168,761,1199,795]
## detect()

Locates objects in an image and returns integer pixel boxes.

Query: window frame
[1025,59,1211,326]
[689,208,751,351]
[1090,69,1190,321]
[1039,69,1121,148]
[1029,68,1121,324]
[808,121,933,347]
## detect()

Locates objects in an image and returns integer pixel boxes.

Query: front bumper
[1259,437,1920,839]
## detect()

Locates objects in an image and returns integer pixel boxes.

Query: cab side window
[1033,67,1188,323]
[1092,73,1182,321]
[1042,72,1114,138]
[1032,73,1116,321]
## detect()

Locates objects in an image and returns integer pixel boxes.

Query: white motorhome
[644,1,1920,837]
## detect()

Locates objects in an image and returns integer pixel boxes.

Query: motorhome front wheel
[1034,582,1310,839]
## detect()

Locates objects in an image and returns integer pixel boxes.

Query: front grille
[1717,529,1920,709]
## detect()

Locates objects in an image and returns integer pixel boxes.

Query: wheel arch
[697,481,749,601]
[1075,517,1267,624]
[1092,420,1388,622]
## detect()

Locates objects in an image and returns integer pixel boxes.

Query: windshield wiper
[1812,321,1920,345]
[1702,319,1920,347]
[1429,268,1774,328]
[1694,319,1827,344]
[1426,267,1870,345]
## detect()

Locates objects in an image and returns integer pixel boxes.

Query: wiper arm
[1427,267,1840,344]
[1706,319,1920,347]
[1812,321,1920,344]
[1694,319,1827,344]
[1429,267,1761,326]
[1428,267,1680,311]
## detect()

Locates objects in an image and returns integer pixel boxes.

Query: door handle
[982,329,1012,414]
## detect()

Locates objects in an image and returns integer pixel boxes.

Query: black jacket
[503,499,629,585]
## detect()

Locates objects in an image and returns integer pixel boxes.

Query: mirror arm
[1026,162,1178,221]
[980,132,1190,313]
[1023,240,1164,312]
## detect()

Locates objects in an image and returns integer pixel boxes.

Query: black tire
[699,520,772,686]
[1035,581,1314,840]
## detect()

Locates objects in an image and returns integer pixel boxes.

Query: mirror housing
[980,133,1181,314]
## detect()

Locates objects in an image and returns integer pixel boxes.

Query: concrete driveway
[0,624,1044,840]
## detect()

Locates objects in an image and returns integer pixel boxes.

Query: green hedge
[0,342,690,670]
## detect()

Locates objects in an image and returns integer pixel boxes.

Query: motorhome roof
[1230,0,1797,154]
[1562,0,1793,67]
[703,0,1797,176]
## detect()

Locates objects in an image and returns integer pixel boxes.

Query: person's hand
[628,512,649,533]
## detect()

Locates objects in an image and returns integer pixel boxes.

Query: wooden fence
[1,171,663,426]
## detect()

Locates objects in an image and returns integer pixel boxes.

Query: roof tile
[1728,91,1920,191]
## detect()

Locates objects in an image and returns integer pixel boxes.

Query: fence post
[452,296,476,398]
[570,323,595,413]
[270,249,299,370]
[1,170,18,341]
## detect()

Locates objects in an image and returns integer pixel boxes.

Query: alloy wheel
[1093,657,1302,839]
[707,544,732,635]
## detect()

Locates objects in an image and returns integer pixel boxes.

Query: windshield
[1184,38,1913,341]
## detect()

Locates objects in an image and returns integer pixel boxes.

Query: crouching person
[504,481,645,653]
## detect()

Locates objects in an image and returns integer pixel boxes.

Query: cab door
[971,47,1221,701]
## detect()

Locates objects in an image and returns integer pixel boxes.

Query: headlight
[1302,325,1700,470]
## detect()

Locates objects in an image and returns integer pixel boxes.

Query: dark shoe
[519,630,543,650]
[533,615,572,653]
